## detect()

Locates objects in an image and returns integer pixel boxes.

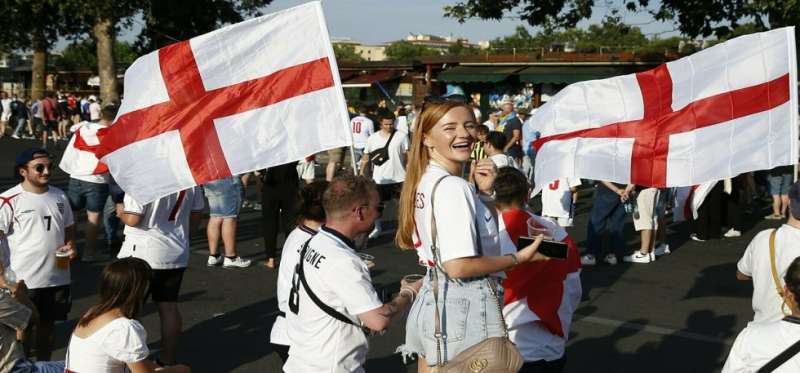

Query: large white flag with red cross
[60,122,110,176]
[530,27,798,194]
[96,2,350,203]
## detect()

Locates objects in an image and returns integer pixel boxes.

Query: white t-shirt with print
[89,102,102,121]
[541,178,581,219]
[723,318,800,373]
[284,227,382,373]
[0,184,73,289]
[117,187,204,269]
[364,131,408,185]
[271,225,316,347]
[412,163,501,270]
[66,318,149,371]
[350,115,374,149]
[737,225,800,323]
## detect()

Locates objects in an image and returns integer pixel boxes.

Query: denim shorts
[203,176,242,218]
[398,270,505,366]
[768,174,793,195]
[67,178,109,212]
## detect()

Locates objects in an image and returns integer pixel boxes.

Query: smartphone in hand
[517,236,568,260]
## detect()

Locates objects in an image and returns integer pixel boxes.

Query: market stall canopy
[341,70,403,87]
[518,65,651,84]
[437,66,525,83]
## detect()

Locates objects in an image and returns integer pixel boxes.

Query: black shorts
[148,268,186,302]
[27,285,71,321]
[377,183,402,202]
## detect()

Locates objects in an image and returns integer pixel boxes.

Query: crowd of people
[0,89,798,372]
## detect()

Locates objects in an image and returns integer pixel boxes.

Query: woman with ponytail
[396,99,547,371]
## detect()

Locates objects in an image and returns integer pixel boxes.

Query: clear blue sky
[58,0,679,51]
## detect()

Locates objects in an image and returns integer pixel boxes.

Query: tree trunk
[94,17,119,105]
[30,31,47,100]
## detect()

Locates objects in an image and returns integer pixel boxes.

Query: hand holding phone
[517,236,568,260]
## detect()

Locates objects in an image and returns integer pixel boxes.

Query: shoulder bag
[292,239,359,327]
[428,176,523,373]
[370,131,396,167]
[768,228,791,315]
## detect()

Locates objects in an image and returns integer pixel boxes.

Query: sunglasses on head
[421,94,467,113]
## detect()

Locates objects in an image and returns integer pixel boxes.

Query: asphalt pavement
[0,137,778,372]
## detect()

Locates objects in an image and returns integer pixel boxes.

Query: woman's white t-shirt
[412,163,500,270]
[66,318,149,372]
[722,317,800,373]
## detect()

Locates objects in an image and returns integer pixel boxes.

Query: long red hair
[395,101,475,249]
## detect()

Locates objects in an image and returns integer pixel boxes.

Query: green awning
[519,65,651,84]
[437,66,524,83]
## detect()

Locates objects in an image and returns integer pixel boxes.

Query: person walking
[0,148,77,361]
[261,162,300,269]
[116,187,204,366]
[10,95,29,140]
[359,112,408,239]
[203,176,251,268]
[66,258,190,372]
[395,99,546,371]
[582,181,635,266]
[766,165,794,220]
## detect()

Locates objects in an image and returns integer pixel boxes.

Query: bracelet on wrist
[505,253,519,267]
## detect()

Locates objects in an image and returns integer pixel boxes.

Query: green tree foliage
[138,0,274,51]
[55,40,139,71]
[445,0,593,30]
[447,40,481,56]
[333,44,364,62]
[384,41,440,61]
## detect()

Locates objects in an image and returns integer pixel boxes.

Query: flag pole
[349,144,358,176]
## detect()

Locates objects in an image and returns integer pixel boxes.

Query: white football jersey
[350,115,374,149]
[0,184,74,289]
[364,131,408,184]
[117,187,204,269]
[541,178,581,219]
[411,163,501,270]
[284,227,382,373]
[271,224,316,346]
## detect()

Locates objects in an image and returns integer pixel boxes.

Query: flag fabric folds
[530,27,798,194]
[59,122,109,176]
[96,1,350,204]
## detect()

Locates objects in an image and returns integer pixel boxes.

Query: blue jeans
[11,359,65,373]
[103,183,125,242]
[768,173,793,195]
[67,178,110,213]
[586,187,626,258]
[400,270,505,366]
[204,176,242,218]
[12,118,27,137]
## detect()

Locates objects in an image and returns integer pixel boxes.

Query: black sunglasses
[32,164,52,173]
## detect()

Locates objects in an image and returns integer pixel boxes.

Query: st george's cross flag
[95,2,350,203]
[498,210,581,357]
[530,27,798,194]
[59,122,110,176]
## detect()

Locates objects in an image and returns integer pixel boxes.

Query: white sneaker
[654,243,671,256]
[223,256,252,268]
[580,254,597,266]
[623,251,653,263]
[11,134,19,139]
[723,228,742,238]
[207,255,223,266]
[603,254,618,266]
[690,234,706,242]
[368,226,382,239]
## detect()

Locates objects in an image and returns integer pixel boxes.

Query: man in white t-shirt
[737,182,800,324]
[359,113,408,239]
[541,178,581,228]
[116,187,204,366]
[88,96,101,122]
[350,106,375,170]
[0,91,12,139]
[284,176,421,373]
[0,148,77,361]
[485,131,519,171]
[65,105,116,262]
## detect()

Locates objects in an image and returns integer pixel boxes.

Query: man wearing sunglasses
[0,148,77,361]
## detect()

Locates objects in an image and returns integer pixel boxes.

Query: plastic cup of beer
[527,217,552,240]
[357,253,375,269]
[55,249,71,270]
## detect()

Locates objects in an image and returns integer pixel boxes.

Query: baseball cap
[15,148,51,168]
[789,181,800,220]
